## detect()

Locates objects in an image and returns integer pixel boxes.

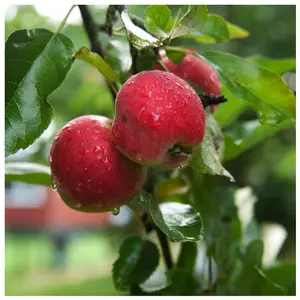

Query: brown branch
[78,5,118,101]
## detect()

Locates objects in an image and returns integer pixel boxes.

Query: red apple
[112,70,206,169]
[49,115,147,212]
[155,51,221,112]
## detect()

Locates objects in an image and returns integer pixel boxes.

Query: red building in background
[5,182,110,230]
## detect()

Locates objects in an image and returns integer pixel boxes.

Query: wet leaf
[5,29,73,157]
[73,46,117,82]
[170,5,208,39]
[224,119,294,161]
[246,55,295,75]
[144,5,172,37]
[119,8,162,50]
[138,192,204,242]
[113,236,159,290]
[5,162,51,186]
[202,51,296,124]
[191,113,235,182]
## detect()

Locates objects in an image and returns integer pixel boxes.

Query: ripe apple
[155,51,221,112]
[49,115,147,212]
[112,70,206,169]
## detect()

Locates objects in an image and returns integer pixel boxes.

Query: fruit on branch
[154,50,221,112]
[49,115,147,212]
[112,70,206,169]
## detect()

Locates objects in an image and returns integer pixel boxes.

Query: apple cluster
[49,53,221,213]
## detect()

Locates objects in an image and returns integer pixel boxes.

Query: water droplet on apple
[75,181,82,192]
[75,203,82,208]
[80,149,89,156]
[136,154,142,161]
[111,207,120,216]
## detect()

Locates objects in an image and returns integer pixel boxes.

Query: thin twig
[208,255,213,291]
[130,45,138,75]
[156,228,173,269]
[199,93,228,108]
[78,5,118,100]
[158,60,170,72]
[55,5,76,34]
[105,5,117,36]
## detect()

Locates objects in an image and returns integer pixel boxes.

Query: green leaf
[245,239,264,266]
[73,46,117,82]
[176,242,198,272]
[138,192,204,242]
[213,90,249,129]
[5,162,51,186]
[144,5,172,37]
[165,49,186,64]
[186,15,248,44]
[112,236,159,290]
[226,21,250,40]
[119,8,162,50]
[191,113,235,181]
[202,51,296,124]
[163,269,198,295]
[224,119,294,161]
[191,14,229,43]
[104,39,132,84]
[5,28,74,157]
[246,55,296,75]
[263,262,295,295]
[232,265,285,295]
[170,5,208,39]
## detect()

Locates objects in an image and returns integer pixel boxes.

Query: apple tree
[5,5,296,296]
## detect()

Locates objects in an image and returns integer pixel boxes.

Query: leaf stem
[78,5,118,101]
[157,59,170,72]
[55,5,76,34]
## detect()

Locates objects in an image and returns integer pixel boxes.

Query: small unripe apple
[112,70,206,169]
[155,52,221,112]
[49,115,147,212]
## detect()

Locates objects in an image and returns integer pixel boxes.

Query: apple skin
[49,115,147,212]
[155,52,221,112]
[112,70,206,169]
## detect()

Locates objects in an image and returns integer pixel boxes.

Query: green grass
[6,275,126,296]
[5,231,122,296]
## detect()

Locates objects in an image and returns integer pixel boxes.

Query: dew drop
[136,154,142,161]
[75,203,82,208]
[111,207,120,216]
[80,149,89,156]
[75,181,82,192]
